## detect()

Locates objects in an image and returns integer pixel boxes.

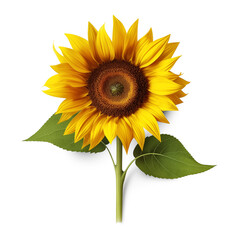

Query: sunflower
[44,16,189,153]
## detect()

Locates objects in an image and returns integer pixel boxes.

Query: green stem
[115,137,123,222]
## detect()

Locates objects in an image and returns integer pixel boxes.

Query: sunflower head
[44,16,189,153]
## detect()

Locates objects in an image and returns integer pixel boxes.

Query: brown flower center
[88,60,149,117]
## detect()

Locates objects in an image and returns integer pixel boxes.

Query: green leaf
[134,134,215,179]
[24,113,109,153]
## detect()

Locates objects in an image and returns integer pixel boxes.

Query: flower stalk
[115,137,123,222]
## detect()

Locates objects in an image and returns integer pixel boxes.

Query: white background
[0,0,240,239]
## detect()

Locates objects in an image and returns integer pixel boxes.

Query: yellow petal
[135,35,170,68]
[168,94,183,105]
[135,28,153,54]
[64,112,83,135]
[74,108,98,142]
[148,76,183,95]
[158,42,179,60]
[81,132,91,148]
[88,22,101,63]
[53,44,66,63]
[117,117,133,153]
[43,86,88,99]
[51,63,81,75]
[152,56,181,72]
[128,114,145,150]
[58,112,76,123]
[148,93,178,111]
[122,19,139,62]
[90,114,106,149]
[56,97,92,114]
[174,77,190,86]
[65,33,98,69]
[104,116,118,143]
[44,74,87,88]
[175,90,188,98]
[112,16,126,59]
[143,68,180,80]
[65,34,88,52]
[91,131,105,150]
[135,108,161,141]
[143,102,169,123]
[96,24,115,62]
[60,47,91,73]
